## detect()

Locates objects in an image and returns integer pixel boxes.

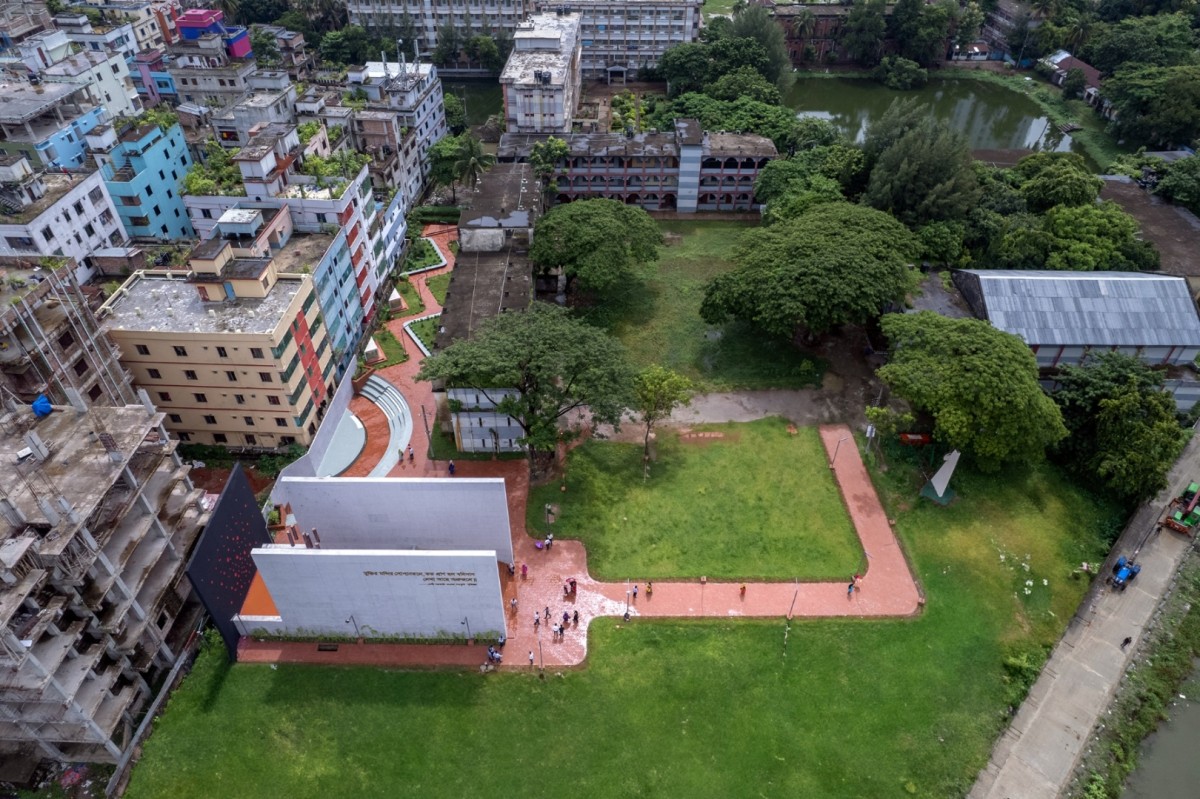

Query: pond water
[785,76,1090,163]
[1121,662,1200,798]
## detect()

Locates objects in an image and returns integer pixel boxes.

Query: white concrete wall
[273,476,514,563]
[250,548,505,639]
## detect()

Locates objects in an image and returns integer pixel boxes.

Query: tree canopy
[645,93,805,151]
[1104,64,1200,147]
[877,312,1068,471]
[993,200,1157,271]
[1011,152,1103,212]
[530,199,662,294]
[843,0,888,66]
[706,66,781,105]
[1051,353,1186,505]
[864,117,980,226]
[700,202,918,339]
[417,304,634,471]
[632,366,694,460]
[1081,12,1197,76]
[729,4,794,92]
[1155,154,1200,215]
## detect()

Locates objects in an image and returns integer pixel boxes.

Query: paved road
[968,433,1200,799]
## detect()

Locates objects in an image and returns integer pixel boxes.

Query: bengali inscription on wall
[362,570,479,586]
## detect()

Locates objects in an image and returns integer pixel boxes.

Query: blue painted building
[0,82,109,169]
[128,49,178,107]
[90,119,196,239]
[309,227,366,377]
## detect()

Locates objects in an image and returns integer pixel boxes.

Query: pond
[1121,662,1200,798]
[785,76,1091,164]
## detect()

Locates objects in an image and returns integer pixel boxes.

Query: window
[281,435,296,445]
[72,358,88,377]
[244,416,254,426]
[73,201,84,215]
[195,393,207,403]
[245,434,257,445]
[57,330,75,349]
[173,345,187,356]
[204,415,217,424]
[213,432,227,443]
[267,395,281,406]
[158,391,171,401]
[84,223,95,237]
[178,432,191,442]
[216,346,228,357]
[201,208,212,219]
[147,368,161,379]
[259,372,272,383]
[275,417,288,427]
[250,347,264,359]
[41,225,52,242]
[168,413,182,423]
[226,370,237,381]
[234,394,246,404]
[184,369,197,380]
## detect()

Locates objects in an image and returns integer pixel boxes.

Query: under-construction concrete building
[0,395,208,766]
[0,255,133,408]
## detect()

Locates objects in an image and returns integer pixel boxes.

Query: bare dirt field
[1101,178,1200,276]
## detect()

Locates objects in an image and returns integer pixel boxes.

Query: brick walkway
[239,420,922,669]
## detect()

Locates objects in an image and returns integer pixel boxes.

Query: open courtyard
[528,419,861,580]
[126,432,1119,799]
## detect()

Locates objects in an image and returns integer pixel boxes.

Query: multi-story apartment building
[346,59,448,184]
[0,155,127,282]
[0,254,133,406]
[499,118,777,211]
[78,0,182,52]
[100,207,334,447]
[0,394,207,765]
[87,117,196,240]
[0,81,110,170]
[0,0,52,51]
[210,71,297,147]
[52,13,140,61]
[0,27,71,73]
[346,0,536,56]
[500,12,582,134]
[182,123,409,332]
[166,8,255,108]
[42,49,141,120]
[254,24,314,80]
[536,0,702,79]
[127,48,177,108]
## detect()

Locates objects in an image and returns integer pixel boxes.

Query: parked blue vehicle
[1110,555,1142,592]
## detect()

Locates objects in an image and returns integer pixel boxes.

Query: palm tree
[794,8,816,41]
[453,136,496,197]
[1063,12,1093,52]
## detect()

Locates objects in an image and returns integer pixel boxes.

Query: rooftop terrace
[102,270,306,335]
[0,170,85,224]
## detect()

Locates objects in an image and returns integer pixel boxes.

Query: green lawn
[426,273,451,306]
[702,0,738,15]
[581,221,824,391]
[126,449,1119,799]
[407,315,439,353]
[529,419,860,580]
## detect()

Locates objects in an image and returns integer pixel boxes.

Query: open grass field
[528,419,860,580]
[581,221,824,391]
[425,273,451,306]
[126,448,1120,799]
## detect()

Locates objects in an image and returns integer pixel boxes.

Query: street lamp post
[830,435,850,468]
[462,616,472,641]
[345,616,361,640]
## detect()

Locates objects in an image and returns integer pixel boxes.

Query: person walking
[408,445,414,463]
[507,561,516,576]
[853,573,863,592]
[448,460,456,476]
[572,610,579,626]
[544,605,550,621]
[510,597,518,613]
[1120,636,1133,651]
[740,583,746,598]
[847,581,855,599]
[632,584,638,600]
[521,563,528,580]
[529,650,535,666]
[646,581,653,598]
[534,611,540,628]
[551,622,560,640]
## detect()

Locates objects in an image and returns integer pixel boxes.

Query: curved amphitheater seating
[359,375,414,477]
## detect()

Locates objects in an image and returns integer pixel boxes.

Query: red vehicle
[1161,482,1200,536]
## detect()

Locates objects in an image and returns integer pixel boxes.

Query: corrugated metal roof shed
[963,270,1200,347]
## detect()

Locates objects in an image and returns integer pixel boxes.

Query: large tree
[700,203,918,339]
[428,134,463,201]
[530,199,662,294]
[529,136,571,206]
[417,304,634,473]
[1081,12,1197,76]
[1052,353,1186,505]
[729,4,794,92]
[1012,152,1103,212]
[864,117,980,226]
[453,135,496,196]
[877,312,1068,471]
[1155,155,1200,215]
[1104,64,1200,147]
[705,66,781,105]
[843,0,888,66]
[632,366,694,461]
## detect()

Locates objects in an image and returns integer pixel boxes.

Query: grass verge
[581,220,824,391]
[407,315,439,353]
[529,419,860,580]
[426,273,451,307]
[125,445,1120,799]
[393,277,425,317]
[371,326,407,367]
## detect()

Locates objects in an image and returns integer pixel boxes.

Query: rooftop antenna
[398,39,406,79]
